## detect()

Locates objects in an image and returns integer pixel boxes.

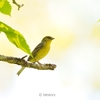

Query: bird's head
[41,36,54,43]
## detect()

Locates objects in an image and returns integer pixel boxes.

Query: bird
[17,36,54,76]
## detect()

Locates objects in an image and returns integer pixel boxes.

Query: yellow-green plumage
[17,36,54,76]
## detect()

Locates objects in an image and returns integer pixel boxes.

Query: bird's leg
[36,61,43,69]
[37,61,42,65]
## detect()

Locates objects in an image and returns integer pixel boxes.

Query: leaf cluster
[0,0,32,57]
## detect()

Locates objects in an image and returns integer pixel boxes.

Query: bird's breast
[34,43,50,61]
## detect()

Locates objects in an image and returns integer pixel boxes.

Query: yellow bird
[17,36,54,76]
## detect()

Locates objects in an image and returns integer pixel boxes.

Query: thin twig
[12,0,24,10]
[0,54,56,70]
[21,55,27,59]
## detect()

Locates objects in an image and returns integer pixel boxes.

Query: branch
[12,0,24,10]
[0,54,56,70]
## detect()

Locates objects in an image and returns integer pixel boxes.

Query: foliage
[0,0,11,16]
[0,21,32,56]
[0,0,33,57]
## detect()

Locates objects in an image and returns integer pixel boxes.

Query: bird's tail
[17,67,25,76]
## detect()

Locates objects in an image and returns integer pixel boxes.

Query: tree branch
[12,0,24,10]
[0,54,56,70]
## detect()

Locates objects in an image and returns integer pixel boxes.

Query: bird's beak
[51,37,55,40]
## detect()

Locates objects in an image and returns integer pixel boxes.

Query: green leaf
[0,0,11,16]
[0,21,32,56]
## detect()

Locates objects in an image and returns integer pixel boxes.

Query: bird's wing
[28,42,44,61]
